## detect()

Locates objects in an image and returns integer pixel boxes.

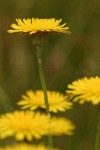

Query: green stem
[36,45,53,148]
[95,115,100,150]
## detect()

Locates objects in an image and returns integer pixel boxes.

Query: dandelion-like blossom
[0,111,50,141]
[17,90,72,113]
[50,117,75,136]
[66,76,100,105]
[8,18,70,35]
[0,143,58,150]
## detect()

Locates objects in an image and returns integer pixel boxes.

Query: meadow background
[0,0,100,149]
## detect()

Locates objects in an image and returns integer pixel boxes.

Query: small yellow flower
[8,18,70,34]
[66,76,100,105]
[17,90,72,113]
[50,117,75,136]
[0,143,58,150]
[0,111,50,141]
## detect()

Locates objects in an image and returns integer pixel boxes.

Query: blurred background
[0,0,100,149]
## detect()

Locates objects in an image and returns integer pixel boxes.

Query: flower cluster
[0,110,75,141]
[0,18,75,150]
[5,17,100,150]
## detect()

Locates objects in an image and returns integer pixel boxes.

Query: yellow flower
[0,143,58,150]
[66,76,100,105]
[50,117,75,136]
[0,111,50,141]
[8,18,70,34]
[17,90,72,113]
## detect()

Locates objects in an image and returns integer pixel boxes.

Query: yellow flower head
[8,18,70,35]
[50,117,75,136]
[0,111,50,141]
[17,90,72,113]
[0,143,58,150]
[66,76,100,105]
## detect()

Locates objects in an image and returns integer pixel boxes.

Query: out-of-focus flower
[0,143,59,150]
[50,117,75,136]
[66,76,100,105]
[0,111,50,141]
[17,90,72,113]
